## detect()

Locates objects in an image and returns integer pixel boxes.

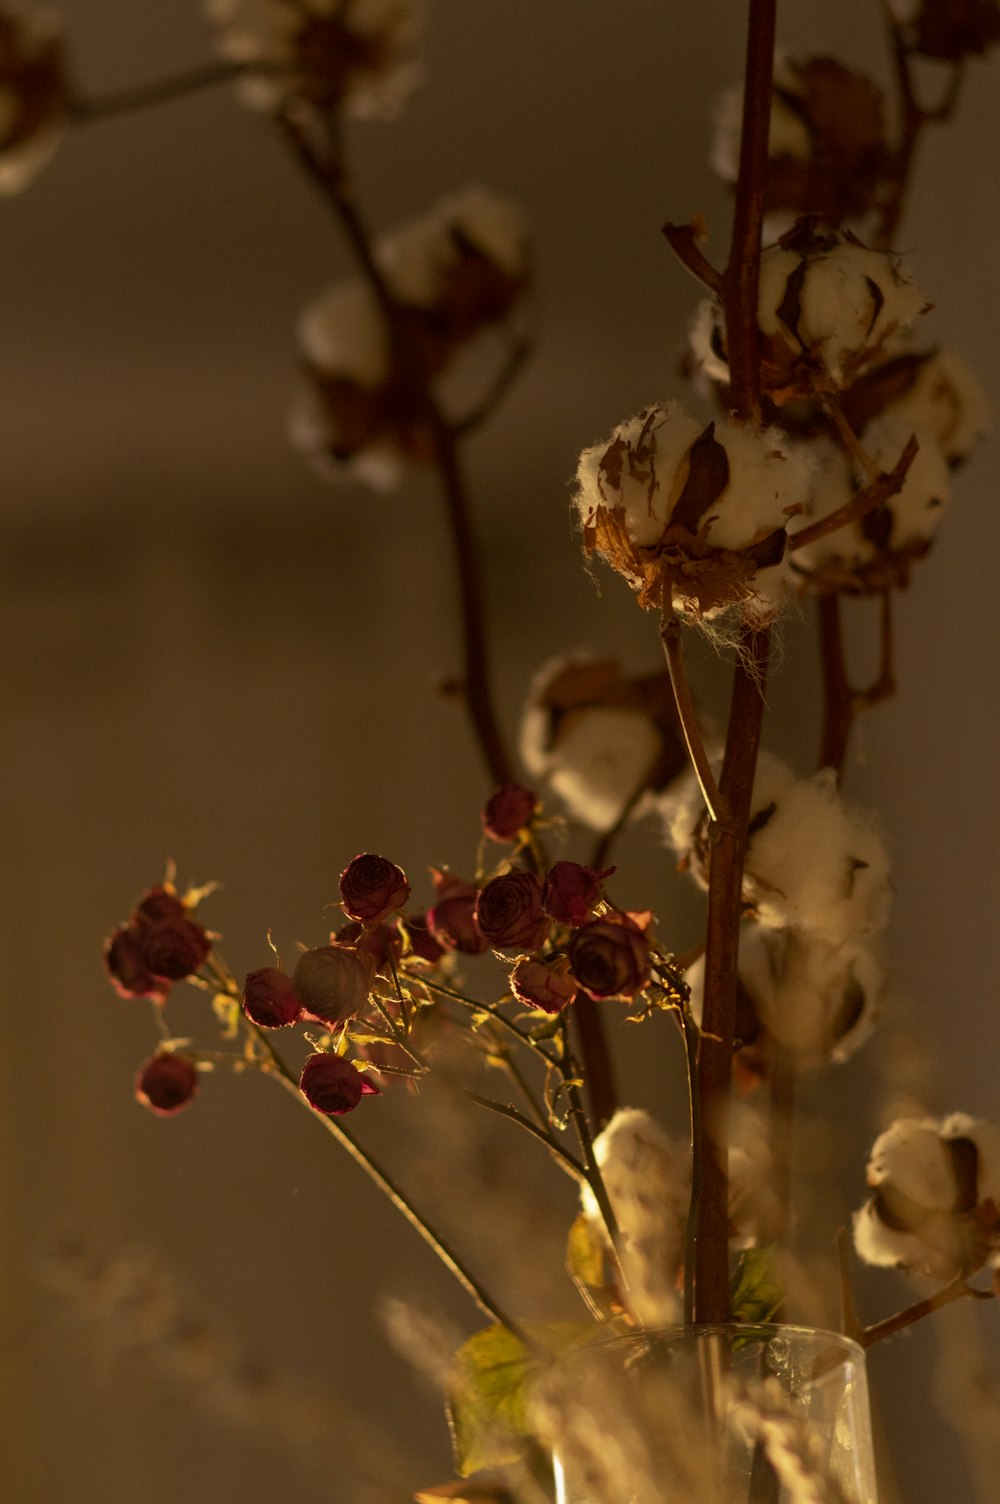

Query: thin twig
[859,1279,993,1349]
[662,220,725,294]
[249,1023,527,1339]
[68,60,244,123]
[453,336,535,435]
[463,1090,587,1182]
[836,1228,862,1343]
[660,611,727,827]
[789,435,918,553]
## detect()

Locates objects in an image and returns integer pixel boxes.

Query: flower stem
[249,1023,526,1339]
[859,1278,993,1349]
[68,60,244,124]
[661,611,727,826]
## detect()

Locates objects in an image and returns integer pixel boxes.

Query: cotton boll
[580,1109,691,1327]
[883,348,991,463]
[520,654,689,832]
[852,1198,932,1270]
[707,421,811,551]
[574,404,704,550]
[298,279,389,386]
[942,1114,1000,1208]
[710,70,811,185]
[443,184,530,279]
[545,708,665,832]
[756,231,928,400]
[765,933,885,1065]
[743,755,892,942]
[867,1118,958,1210]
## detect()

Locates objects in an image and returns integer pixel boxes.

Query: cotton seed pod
[789,418,952,594]
[519,654,688,833]
[206,0,423,119]
[711,56,892,226]
[579,1108,691,1328]
[885,0,1000,59]
[839,344,990,466]
[0,8,69,195]
[754,223,928,401]
[686,925,885,1075]
[574,403,809,623]
[666,750,892,944]
[854,1113,1000,1279]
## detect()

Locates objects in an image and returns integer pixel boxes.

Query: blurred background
[2,1,999,1500]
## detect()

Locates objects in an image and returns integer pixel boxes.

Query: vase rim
[589,1322,866,1362]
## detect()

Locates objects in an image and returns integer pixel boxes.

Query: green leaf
[730,1245,784,1326]
[566,1214,605,1291]
[447,1322,596,1477]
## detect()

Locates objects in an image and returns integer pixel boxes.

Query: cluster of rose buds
[290,185,530,488]
[0,7,70,194]
[104,884,211,1003]
[205,0,423,120]
[519,655,689,832]
[573,403,810,626]
[854,1114,1000,1280]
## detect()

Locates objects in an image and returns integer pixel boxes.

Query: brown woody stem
[789,435,918,553]
[860,1279,992,1349]
[691,626,770,1324]
[662,220,725,294]
[571,994,619,1132]
[69,60,244,123]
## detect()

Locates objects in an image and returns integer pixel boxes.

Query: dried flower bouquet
[7,0,1000,1499]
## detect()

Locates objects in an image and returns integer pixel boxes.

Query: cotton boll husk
[545,706,665,832]
[580,1108,691,1326]
[689,299,730,389]
[297,279,389,386]
[763,932,885,1065]
[852,1198,932,1269]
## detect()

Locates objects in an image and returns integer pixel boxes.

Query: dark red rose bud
[399,911,445,965]
[510,957,578,1014]
[481,783,538,842]
[339,853,410,925]
[568,913,651,1000]
[293,944,374,1024]
[135,1052,200,1116]
[475,870,550,951]
[135,886,189,924]
[242,967,302,1029]
[334,920,403,974]
[299,1052,379,1115]
[137,914,211,982]
[427,874,489,955]
[105,925,168,1001]
[542,861,616,927]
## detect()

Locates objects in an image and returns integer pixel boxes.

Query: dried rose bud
[334,919,403,974]
[475,871,550,952]
[542,861,614,927]
[242,967,303,1029]
[399,910,445,965]
[135,1053,200,1117]
[481,782,538,841]
[339,853,410,925]
[427,871,488,955]
[138,914,212,982]
[105,925,168,1002]
[509,957,578,1014]
[568,913,651,1001]
[299,1052,379,1116]
[134,886,189,923]
[293,943,374,1024]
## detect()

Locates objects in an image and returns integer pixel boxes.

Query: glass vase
[545,1324,877,1504]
